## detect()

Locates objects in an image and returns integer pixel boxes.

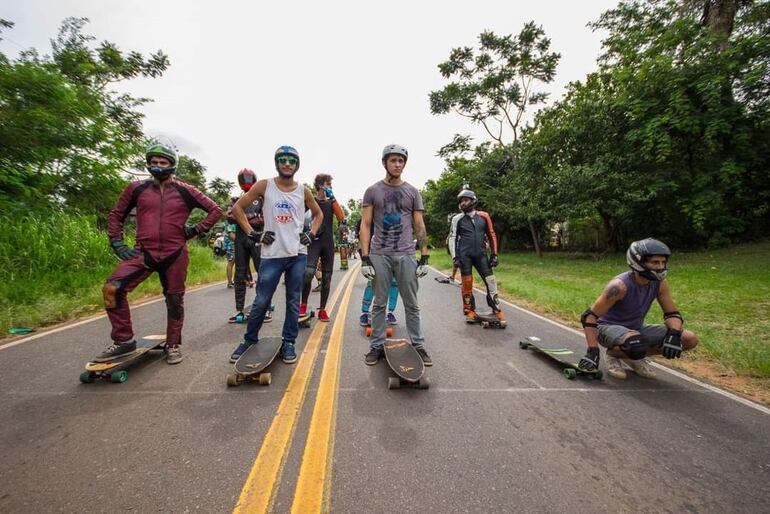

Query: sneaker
[263,309,273,323]
[93,340,137,362]
[230,341,252,363]
[299,303,307,317]
[387,312,397,325]
[625,358,656,379]
[281,342,297,364]
[465,312,478,324]
[317,309,330,322]
[228,311,246,324]
[606,354,628,380]
[359,313,371,327]
[365,347,383,365]
[165,345,183,364]
[416,348,433,366]
[226,282,234,289]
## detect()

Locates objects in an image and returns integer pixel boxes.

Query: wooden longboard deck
[383,339,424,382]
[234,337,282,376]
[85,335,165,372]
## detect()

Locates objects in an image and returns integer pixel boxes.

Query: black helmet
[457,189,478,213]
[626,238,671,281]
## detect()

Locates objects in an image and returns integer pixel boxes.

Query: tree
[429,22,561,255]
[0,17,169,219]
[209,177,236,208]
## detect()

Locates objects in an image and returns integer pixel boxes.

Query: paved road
[1,261,768,513]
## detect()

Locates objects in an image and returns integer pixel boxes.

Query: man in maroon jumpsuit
[95,141,222,364]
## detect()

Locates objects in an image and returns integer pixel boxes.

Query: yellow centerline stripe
[291,262,360,513]
[233,263,359,514]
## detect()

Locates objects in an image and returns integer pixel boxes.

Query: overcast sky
[3,0,619,206]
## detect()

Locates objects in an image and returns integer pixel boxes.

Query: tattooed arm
[583,278,627,346]
[413,211,429,257]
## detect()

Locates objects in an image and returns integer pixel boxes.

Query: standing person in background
[359,144,431,366]
[96,141,222,364]
[300,173,346,322]
[227,169,273,324]
[224,199,238,288]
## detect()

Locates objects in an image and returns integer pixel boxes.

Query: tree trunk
[528,218,542,257]
[598,209,617,252]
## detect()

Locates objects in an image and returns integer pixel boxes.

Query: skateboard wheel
[418,377,430,389]
[226,373,240,387]
[563,368,577,380]
[365,327,373,337]
[518,341,529,349]
[386,327,393,337]
[110,370,128,383]
[594,370,603,380]
[79,371,95,384]
[259,373,272,386]
[481,321,489,329]
[387,377,401,390]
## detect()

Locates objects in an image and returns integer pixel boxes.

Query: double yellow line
[233,262,359,514]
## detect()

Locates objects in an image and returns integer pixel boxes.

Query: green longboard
[519,336,603,380]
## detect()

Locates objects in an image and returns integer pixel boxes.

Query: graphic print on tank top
[273,199,296,225]
[381,189,404,251]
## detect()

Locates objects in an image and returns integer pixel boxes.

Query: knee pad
[620,333,647,360]
[165,293,184,321]
[102,280,121,310]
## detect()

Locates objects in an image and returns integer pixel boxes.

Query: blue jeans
[244,255,307,345]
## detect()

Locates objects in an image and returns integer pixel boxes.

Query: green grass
[0,213,225,336]
[431,241,770,378]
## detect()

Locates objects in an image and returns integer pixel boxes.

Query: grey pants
[369,254,425,350]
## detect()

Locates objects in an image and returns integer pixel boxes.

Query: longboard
[467,311,507,329]
[519,336,603,380]
[227,336,283,386]
[383,338,429,389]
[81,335,166,384]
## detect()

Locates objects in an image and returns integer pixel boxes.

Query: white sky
[3,0,619,206]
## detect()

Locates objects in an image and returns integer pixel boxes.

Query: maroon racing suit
[105,178,222,346]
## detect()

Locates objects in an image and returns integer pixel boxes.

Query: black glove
[488,254,498,268]
[250,230,274,245]
[578,346,600,371]
[415,255,430,278]
[300,231,314,247]
[661,328,683,359]
[110,239,139,261]
[183,224,198,240]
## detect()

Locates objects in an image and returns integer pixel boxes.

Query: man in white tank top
[229,146,323,364]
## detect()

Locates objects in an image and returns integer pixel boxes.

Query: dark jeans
[244,254,307,345]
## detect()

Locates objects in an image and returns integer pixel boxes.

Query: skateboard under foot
[81,335,166,384]
[467,312,507,329]
[299,310,315,329]
[383,339,429,390]
[227,337,283,386]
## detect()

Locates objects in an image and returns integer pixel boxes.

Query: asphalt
[1,259,768,513]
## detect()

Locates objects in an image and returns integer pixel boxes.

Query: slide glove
[578,346,601,372]
[300,231,315,247]
[361,256,376,281]
[110,240,139,261]
[415,255,430,278]
[250,230,274,246]
[661,328,683,359]
[183,224,199,240]
[488,254,499,268]
[323,187,335,201]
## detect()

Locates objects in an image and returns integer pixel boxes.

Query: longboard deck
[383,338,428,389]
[519,336,603,380]
[228,337,283,386]
[81,335,165,383]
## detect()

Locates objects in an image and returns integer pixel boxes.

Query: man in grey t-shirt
[359,144,432,366]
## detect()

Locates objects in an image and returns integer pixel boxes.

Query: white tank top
[261,178,307,258]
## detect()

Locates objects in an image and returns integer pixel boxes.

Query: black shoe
[416,348,433,366]
[93,340,137,362]
[365,347,383,366]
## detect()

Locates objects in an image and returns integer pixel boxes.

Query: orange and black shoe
[465,311,479,324]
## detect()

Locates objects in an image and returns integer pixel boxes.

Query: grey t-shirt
[363,180,424,256]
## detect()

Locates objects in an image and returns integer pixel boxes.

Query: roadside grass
[0,213,225,336]
[430,241,770,380]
